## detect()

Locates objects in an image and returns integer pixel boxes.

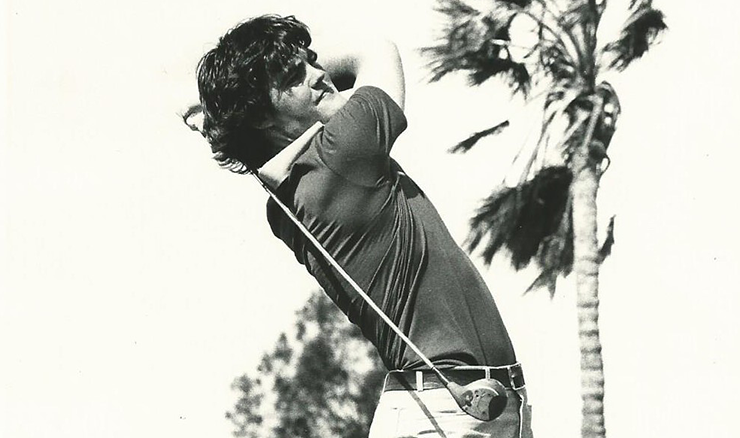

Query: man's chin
[318,93,347,122]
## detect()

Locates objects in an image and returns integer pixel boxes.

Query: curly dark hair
[196,15,312,173]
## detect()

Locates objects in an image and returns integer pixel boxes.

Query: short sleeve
[316,86,407,186]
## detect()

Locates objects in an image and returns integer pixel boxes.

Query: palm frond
[598,215,615,262]
[423,0,531,94]
[543,86,586,137]
[434,0,479,16]
[602,0,667,71]
[466,186,519,264]
[560,0,601,65]
[559,1,596,31]
[544,85,585,114]
[501,0,533,6]
[467,166,573,269]
[514,105,575,184]
[525,270,558,296]
[535,192,573,274]
[525,188,575,296]
[471,54,532,94]
[524,213,574,297]
[591,0,608,15]
[527,87,587,176]
[450,120,510,153]
[511,0,584,76]
[539,42,580,84]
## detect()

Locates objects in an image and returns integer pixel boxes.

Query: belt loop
[510,363,523,390]
[485,368,491,379]
[415,371,424,392]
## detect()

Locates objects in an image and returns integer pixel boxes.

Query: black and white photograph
[1,1,738,437]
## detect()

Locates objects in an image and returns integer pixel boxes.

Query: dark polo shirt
[267,86,516,370]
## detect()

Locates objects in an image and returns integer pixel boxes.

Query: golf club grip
[251,172,440,374]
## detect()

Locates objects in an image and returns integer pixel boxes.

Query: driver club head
[446,379,508,421]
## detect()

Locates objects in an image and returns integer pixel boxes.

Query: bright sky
[2,1,739,437]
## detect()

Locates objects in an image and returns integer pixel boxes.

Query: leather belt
[383,363,525,392]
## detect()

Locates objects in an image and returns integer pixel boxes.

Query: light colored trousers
[368,387,534,438]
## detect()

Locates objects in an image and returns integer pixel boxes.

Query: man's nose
[308,64,327,88]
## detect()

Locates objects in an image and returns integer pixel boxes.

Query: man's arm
[311,34,405,110]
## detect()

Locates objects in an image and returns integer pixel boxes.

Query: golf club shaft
[251,173,451,387]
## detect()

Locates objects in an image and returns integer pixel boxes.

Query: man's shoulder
[345,86,405,120]
[351,85,394,101]
[317,85,406,165]
[326,85,404,128]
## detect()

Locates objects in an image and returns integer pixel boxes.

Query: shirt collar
[257,122,323,189]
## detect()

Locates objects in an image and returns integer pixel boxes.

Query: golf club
[251,171,509,421]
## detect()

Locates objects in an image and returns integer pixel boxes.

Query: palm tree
[423,1,666,437]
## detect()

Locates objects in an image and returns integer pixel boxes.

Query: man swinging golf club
[190,14,534,438]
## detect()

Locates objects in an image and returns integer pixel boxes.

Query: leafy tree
[423,1,666,437]
[226,290,387,438]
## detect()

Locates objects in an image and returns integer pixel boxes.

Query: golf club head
[447,379,508,421]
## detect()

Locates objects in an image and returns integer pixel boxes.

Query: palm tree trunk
[571,97,606,438]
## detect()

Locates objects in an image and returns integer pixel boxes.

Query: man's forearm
[320,54,357,92]
[312,34,405,109]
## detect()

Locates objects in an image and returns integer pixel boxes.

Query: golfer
[192,14,533,438]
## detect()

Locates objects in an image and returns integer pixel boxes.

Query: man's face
[267,49,346,139]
